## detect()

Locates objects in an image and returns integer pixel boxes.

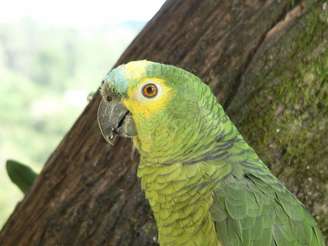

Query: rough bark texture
[1,0,328,245]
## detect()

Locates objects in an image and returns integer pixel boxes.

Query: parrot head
[98,60,223,161]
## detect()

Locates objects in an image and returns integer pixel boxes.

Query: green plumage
[101,60,325,246]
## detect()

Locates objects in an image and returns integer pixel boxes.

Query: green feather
[101,60,325,246]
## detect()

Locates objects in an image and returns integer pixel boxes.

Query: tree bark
[1,0,327,245]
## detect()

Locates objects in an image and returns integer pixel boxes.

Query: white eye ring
[138,81,162,100]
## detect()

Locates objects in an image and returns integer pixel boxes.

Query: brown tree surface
[1,0,327,245]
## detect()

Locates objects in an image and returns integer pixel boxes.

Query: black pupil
[147,86,154,94]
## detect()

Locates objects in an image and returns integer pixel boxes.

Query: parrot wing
[210,163,325,246]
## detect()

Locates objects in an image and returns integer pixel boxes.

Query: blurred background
[0,0,165,228]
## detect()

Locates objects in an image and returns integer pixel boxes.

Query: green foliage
[6,160,38,194]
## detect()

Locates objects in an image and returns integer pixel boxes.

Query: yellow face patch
[122,77,173,118]
[124,60,148,80]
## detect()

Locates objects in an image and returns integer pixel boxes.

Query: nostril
[106,95,113,102]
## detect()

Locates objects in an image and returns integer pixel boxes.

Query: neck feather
[137,112,242,245]
[136,98,270,245]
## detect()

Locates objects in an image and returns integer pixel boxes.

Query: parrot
[97,60,325,246]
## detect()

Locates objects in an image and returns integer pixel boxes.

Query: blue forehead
[103,65,129,96]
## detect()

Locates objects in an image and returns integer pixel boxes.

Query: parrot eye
[142,83,158,98]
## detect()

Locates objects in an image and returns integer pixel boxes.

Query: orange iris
[142,83,158,98]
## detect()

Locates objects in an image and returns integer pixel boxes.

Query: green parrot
[97,60,325,246]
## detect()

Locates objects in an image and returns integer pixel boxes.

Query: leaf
[5,159,38,194]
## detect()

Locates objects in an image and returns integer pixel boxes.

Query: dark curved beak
[97,99,137,145]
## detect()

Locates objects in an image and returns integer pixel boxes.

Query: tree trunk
[1,0,327,245]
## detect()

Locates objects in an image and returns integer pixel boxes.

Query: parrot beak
[97,98,137,145]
